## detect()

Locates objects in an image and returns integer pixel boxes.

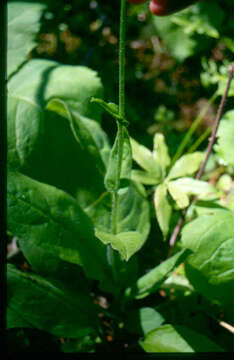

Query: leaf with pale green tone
[7,1,45,78]
[167,182,189,209]
[95,230,144,261]
[193,200,230,217]
[8,58,103,122]
[216,174,232,192]
[154,183,172,239]
[125,307,165,336]
[167,152,204,180]
[130,138,162,180]
[7,264,98,338]
[169,178,218,200]
[181,211,234,321]
[131,170,160,185]
[215,110,234,166]
[153,133,171,177]
[140,324,224,352]
[125,248,192,299]
[104,128,132,192]
[7,171,110,283]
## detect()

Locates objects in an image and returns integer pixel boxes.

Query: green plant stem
[187,126,212,154]
[109,0,127,281]
[170,92,218,168]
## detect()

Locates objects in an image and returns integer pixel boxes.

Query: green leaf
[131,170,160,185]
[91,98,128,126]
[167,152,204,180]
[214,110,234,166]
[168,178,217,200]
[154,183,172,239]
[104,128,132,192]
[181,211,234,321]
[7,264,98,338]
[130,138,162,180]
[7,1,45,78]
[167,182,189,209]
[125,307,165,336]
[95,230,144,261]
[7,171,110,282]
[153,133,171,177]
[140,324,224,352]
[125,248,192,299]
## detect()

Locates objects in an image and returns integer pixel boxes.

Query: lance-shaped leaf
[181,210,234,321]
[167,182,189,209]
[7,264,98,338]
[125,248,192,299]
[169,177,218,199]
[130,138,162,180]
[7,171,110,282]
[154,183,172,239]
[95,230,144,261]
[140,324,224,353]
[153,133,171,177]
[104,128,132,192]
[214,110,234,166]
[131,170,160,185]
[7,1,46,78]
[167,152,204,180]
[90,98,129,126]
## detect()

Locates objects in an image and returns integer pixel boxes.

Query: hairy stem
[168,64,234,257]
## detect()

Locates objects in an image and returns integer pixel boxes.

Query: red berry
[149,0,199,16]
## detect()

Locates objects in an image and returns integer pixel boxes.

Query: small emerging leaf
[167,182,189,209]
[154,183,172,239]
[167,152,204,180]
[91,97,128,126]
[153,133,171,177]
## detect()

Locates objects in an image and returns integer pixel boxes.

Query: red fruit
[149,0,199,16]
[128,0,147,4]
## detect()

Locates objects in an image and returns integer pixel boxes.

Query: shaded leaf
[125,248,192,299]
[214,110,234,166]
[140,324,224,352]
[7,171,110,282]
[125,307,165,336]
[104,128,132,192]
[7,264,98,338]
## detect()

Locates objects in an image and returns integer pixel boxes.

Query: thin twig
[168,64,234,257]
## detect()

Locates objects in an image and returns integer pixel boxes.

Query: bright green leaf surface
[153,133,171,177]
[7,264,98,338]
[7,171,110,282]
[7,1,45,78]
[125,248,191,299]
[140,324,224,352]
[125,307,164,336]
[181,211,234,321]
[169,178,218,199]
[167,152,204,180]
[131,170,160,185]
[154,183,172,239]
[167,182,189,209]
[215,110,234,166]
[95,230,144,261]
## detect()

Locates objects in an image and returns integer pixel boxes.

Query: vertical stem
[109,0,127,281]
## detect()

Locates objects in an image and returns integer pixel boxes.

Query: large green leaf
[7,171,110,282]
[125,248,191,299]
[125,307,165,336]
[140,324,224,352]
[7,1,45,78]
[7,264,98,338]
[214,110,234,166]
[181,210,234,321]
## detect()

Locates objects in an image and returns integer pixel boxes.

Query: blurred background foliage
[31,0,234,153]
